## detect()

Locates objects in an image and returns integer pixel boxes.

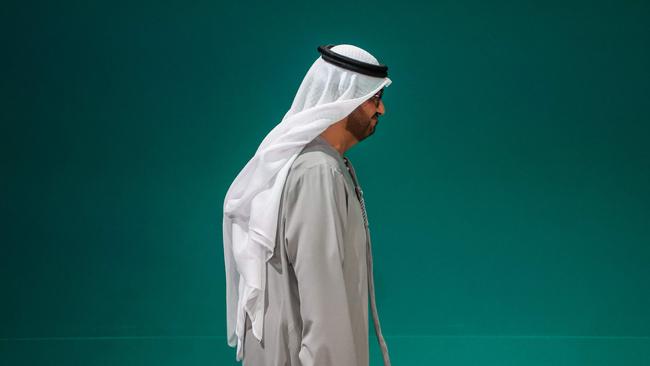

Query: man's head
[269,44,391,155]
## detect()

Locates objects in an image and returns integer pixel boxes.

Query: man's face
[344,90,386,142]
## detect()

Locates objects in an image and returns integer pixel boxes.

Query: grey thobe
[242,136,390,366]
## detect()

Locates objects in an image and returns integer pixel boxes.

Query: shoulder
[291,149,345,176]
[283,150,348,198]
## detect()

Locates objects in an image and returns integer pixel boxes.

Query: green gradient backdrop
[2,0,649,365]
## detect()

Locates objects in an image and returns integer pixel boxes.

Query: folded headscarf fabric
[222,44,392,360]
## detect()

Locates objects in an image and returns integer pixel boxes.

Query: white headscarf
[222,44,392,360]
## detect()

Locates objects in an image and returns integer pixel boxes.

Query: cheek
[363,105,375,118]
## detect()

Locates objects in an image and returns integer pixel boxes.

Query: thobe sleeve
[283,165,359,366]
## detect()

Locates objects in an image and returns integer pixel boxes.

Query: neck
[319,122,359,156]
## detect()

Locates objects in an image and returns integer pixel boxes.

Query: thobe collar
[307,135,346,161]
[306,136,355,180]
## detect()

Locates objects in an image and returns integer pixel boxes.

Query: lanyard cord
[343,157,391,366]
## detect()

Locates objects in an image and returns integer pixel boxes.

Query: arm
[284,165,359,366]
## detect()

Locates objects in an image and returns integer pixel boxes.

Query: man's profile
[223,44,392,366]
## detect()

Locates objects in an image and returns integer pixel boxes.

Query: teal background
[2,0,649,365]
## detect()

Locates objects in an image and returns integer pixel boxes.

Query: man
[223,44,392,366]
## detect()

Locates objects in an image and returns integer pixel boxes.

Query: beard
[345,111,377,142]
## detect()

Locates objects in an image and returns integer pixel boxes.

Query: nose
[377,99,385,116]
